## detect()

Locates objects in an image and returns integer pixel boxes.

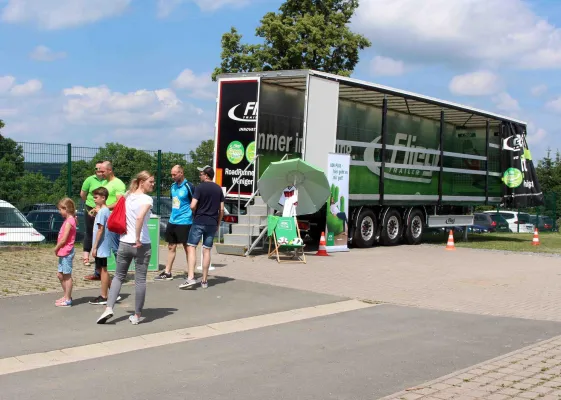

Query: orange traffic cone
[445,230,456,251]
[315,231,329,256]
[532,228,540,246]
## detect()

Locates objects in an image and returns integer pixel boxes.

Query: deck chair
[267,215,306,264]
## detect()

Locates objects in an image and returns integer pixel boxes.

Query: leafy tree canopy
[212,0,371,80]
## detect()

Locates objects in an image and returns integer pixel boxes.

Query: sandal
[83,258,91,266]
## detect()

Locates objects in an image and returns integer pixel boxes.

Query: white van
[0,200,45,243]
[483,210,534,233]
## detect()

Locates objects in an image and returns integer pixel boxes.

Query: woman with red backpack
[96,170,155,325]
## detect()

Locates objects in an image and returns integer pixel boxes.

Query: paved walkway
[204,245,561,322]
[381,334,561,400]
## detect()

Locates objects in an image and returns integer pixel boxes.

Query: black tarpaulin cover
[500,123,544,207]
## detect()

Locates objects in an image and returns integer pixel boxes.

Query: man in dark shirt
[179,165,224,290]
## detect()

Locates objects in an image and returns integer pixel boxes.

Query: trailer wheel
[405,209,424,245]
[381,208,402,246]
[353,209,377,248]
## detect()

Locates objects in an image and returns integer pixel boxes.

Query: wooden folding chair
[267,215,306,264]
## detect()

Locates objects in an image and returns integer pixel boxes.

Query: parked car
[20,203,57,216]
[483,210,534,233]
[487,213,511,232]
[25,209,86,243]
[0,200,45,244]
[530,215,555,232]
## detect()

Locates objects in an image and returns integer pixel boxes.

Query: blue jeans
[58,248,75,275]
[187,224,217,249]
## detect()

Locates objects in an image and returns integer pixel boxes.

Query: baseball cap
[197,165,214,180]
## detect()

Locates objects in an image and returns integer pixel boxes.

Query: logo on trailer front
[228,102,258,122]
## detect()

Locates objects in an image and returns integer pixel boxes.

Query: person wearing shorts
[155,165,194,281]
[179,165,224,290]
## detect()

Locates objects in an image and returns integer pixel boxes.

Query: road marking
[0,299,373,376]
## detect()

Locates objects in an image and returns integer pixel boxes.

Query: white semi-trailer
[212,70,543,250]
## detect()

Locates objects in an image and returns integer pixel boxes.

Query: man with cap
[179,165,224,290]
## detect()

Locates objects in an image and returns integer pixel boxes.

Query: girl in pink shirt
[54,198,77,307]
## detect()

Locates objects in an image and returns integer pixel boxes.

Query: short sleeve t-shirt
[193,181,224,226]
[57,216,76,257]
[120,194,154,244]
[92,207,111,258]
[169,179,194,225]
[81,175,107,208]
[103,177,127,207]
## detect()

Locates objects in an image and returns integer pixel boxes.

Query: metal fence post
[67,143,72,197]
[156,150,162,215]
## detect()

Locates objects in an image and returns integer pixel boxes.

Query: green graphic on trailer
[226,141,245,165]
[246,141,256,163]
[335,99,503,203]
[107,216,160,272]
[502,168,523,188]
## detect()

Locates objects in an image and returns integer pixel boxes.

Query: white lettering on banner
[224,168,254,187]
[228,102,258,123]
[257,132,303,153]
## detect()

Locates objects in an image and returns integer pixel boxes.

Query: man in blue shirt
[155,165,194,281]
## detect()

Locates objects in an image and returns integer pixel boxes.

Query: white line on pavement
[0,299,374,376]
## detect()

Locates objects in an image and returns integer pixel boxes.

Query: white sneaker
[129,314,140,325]
[97,308,114,324]
[179,278,200,289]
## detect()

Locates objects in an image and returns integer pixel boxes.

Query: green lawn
[422,231,561,254]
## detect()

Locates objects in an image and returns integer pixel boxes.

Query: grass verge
[422,231,561,254]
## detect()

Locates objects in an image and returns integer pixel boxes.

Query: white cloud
[449,71,502,96]
[546,97,561,113]
[172,69,215,99]
[0,76,16,93]
[370,56,405,76]
[29,45,66,62]
[10,79,42,96]
[492,92,520,113]
[156,0,250,17]
[353,0,561,70]
[531,84,548,97]
[1,0,131,29]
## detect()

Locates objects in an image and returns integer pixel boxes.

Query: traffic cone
[532,228,540,246]
[315,231,329,256]
[445,230,456,251]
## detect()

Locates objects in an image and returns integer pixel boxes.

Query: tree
[0,122,26,204]
[212,0,371,80]
[184,139,214,182]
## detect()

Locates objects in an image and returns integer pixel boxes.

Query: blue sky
[0,0,560,161]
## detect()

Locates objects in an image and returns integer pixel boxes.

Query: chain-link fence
[0,140,211,244]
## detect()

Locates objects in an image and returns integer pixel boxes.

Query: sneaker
[154,271,173,281]
[56,298,72,307]
[201,281,208,289]
[89,296,107,305]
[179,278,200,289]
[83,274,101,281]
[129,314,140,325]
[96,308,114,324]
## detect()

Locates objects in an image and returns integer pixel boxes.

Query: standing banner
[214,78,259,197]
[500,123,544,207]
[325,153,350,252]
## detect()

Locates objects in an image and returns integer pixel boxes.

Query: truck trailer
[212,69,543,251]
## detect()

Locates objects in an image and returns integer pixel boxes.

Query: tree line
[0,120,214,210]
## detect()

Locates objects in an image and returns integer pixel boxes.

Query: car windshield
[0,207,33,228]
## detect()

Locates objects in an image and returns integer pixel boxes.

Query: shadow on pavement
[109,307,179,324]
[73,293,131,306]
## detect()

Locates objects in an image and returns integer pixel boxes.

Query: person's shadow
[72,293,131,306]
[110,307,178,324]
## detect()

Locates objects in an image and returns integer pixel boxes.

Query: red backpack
[107,196,127,234]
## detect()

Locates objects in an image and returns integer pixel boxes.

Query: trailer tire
[353,209,377,248]
[405,209,424,245]
[381,208,402,246]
